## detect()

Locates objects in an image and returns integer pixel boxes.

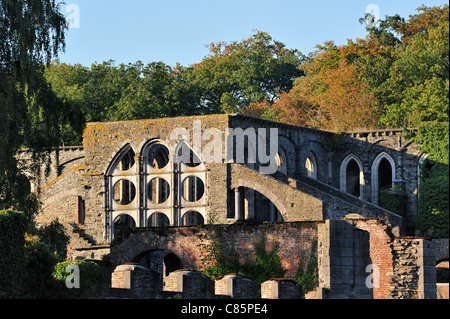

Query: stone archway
[340,154,365,200]
[371,152,396,205]
[132,249,184,291]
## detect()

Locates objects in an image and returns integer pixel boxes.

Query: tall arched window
[305,152,317,179]
[276,147,287,175]
[175,141,207,227]
[106,141,207,241]
[371,152,395,205]
[340,154,365,199]
[143,141,173,228]
[106,145,139,241]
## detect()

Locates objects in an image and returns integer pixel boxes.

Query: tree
[0,0,67,210]
[188,31,304,114]
[258,42,379,132]
[371,5,449,128]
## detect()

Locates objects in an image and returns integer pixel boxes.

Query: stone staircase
[67,224,110,260]
[231,164,403,234]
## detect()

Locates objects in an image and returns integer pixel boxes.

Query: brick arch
[119,242,192,268]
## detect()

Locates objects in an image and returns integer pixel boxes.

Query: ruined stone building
[24,114,444,298]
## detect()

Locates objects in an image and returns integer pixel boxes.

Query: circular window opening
[148,178,170,204]
[114,214,136,237]
[113,179,136,205]
[182,176,205,202]
[148,212,170,227]
[182,211,204,226]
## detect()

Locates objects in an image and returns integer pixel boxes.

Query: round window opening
[113,179,136,205]
[182,176,205,202]
[148,178,171,204]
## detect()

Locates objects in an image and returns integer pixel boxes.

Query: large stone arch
[230,164,324,222]
[234,178,288,220]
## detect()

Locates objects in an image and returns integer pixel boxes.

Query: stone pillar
[389,238,436,299]
[269,203,276,222]
[244,188,255,220]
[111,264,159,299]
[317,220,372,299]
[215,274,258,299]
[261,279,302,299]
[417,239,437,299]
[164,269,212,299]
[235,188,242,220]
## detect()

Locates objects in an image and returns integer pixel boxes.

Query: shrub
[240,231,286,284]
[0,210,27,297]
[53,260,104,298]
[22,234,58,298]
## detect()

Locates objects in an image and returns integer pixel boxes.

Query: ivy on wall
[415,122,449,238]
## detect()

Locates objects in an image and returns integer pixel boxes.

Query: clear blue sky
[58,0,447,67]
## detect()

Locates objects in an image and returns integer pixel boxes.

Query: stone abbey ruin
[24,114,447,299]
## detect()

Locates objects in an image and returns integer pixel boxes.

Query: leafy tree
[37,219,70,262]
[188,31,304,114]
[22,233,59,298]
[53,260,104,298]
[0,0,67,210]
[379,5,449,128]
[0,210,27,297]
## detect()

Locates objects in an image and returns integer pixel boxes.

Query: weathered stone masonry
[33,114,420,246]
[28,114,439,298]
[107,220,437,299]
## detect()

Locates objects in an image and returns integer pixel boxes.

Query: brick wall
[110,222,319,280]
[353,218,395,299]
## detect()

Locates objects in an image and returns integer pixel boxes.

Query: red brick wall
[110,222,319,281]
[354,218,395,299]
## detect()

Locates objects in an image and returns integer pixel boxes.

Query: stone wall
[107,218,437,299]
[35,165,85,228]
[110,264,159,299]
[32,114,424,248]
[316,219,437,299]
[215,274,258,299]
[389,238,437,299]
[110,267,302,299]
[261,279,302,299]
[110,222,319,280]
[317,220,372,299]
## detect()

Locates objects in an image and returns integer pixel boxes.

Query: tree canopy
[0,0,67,211]
[248,4,449,133]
